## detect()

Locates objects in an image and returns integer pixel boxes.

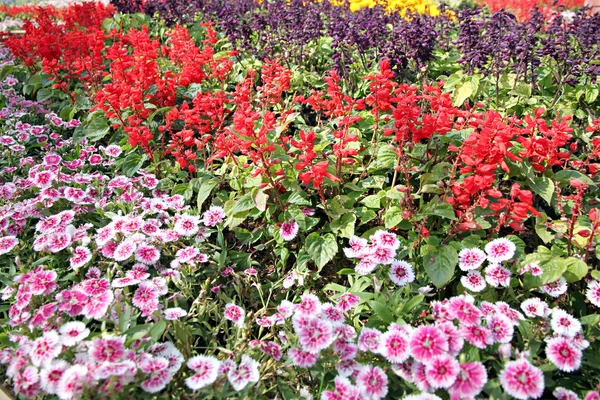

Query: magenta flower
[447,296,482,326]
[388,260,415,286]
[56,364,89,400]
[449,362,487,398]
[88,336,125,363]
[540,277,568,297]
[297,317,334,354]
[499,359,544,399]
[336,293,360,313]
[458,248,486,271]
[545,337,582,372]
[288,348,318,368]
[135,245,161,265]
[202,206,225,227]
[280,220,299,241]
[227,355,260,392]
[553,387,579,400]
[174,214,200,237]
[69,247,92,270]
[295,293,321,316]
[488,314,515,343]
[378,329,410,363]
[369,246,395,265]
[370,230,400,250]
[356,365,388,400]
[343,235,368,258]
[0,236,17,255]
[224,304,246,328]
[30,330,62,367]
[550,309,582,337]
[436,322,464,356]
[358,327,382,352]
[164,307,187,320]
[461,324,494,349]
[461,271,487,292]
[425,354,460,389]
[586,280,600,307]
[322,376,362,400]
[409,325,449,363]
[39,360,69,394]
[185,355,221,390]
[484,264,512,287]
[520,298,550,318]
[58,321,90,347]
[484,238,516,263]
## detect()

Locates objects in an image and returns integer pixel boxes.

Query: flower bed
[0,2,598,400]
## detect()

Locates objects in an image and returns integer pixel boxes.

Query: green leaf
[524,256,567,288]
[420,200,456,220]
[375,145,397,169]
[553,170,595,186]
[528,176,554,206]
[402,295,424,313]
[453,81,473,107]
[361,195,381,209]
[121,153,145,177]
[331,213,356,238]
[149,319,167,342]
[591,270,600,281]
[197,179,218,209]
[514,83,532,98]
[586,86,599,103]
[423,246,458,288]
[231,193,256,215]
[368,300,394,324]
[305,233,338,271]
[563,257,589,283]
[384,206,403,229]
[74,116,110,143]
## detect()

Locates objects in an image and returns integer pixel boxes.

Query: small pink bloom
[545,337,582,372]
[336,293,360,313]
[30,330,62,367]
[356,365,388,400]
[378,329,410,363]
[484,238,516,263]
[409,325,449,363]
[458,248,486,271]
[185,355,221,390]
[449,362,487,398]
[224,304,246,328]
[288,348,318,368]
[280,220,299,241]
[296,317,334,354]
[425,354,460,389]
[164,307,187,320]
[389,260,415,286]
[227,355,260,392]
[499,359,544,399]
[201,206,225,227]
[461,270,487,292]
[89,336,125,363]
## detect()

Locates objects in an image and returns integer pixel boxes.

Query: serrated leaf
[375,145,397,169]
[423,247,458,288]
[74,115,110,143]
[361,195,381,209]
[420,200,456,220]
[305,233,338,271]
[554,170,595,186]
[121,153,145,177]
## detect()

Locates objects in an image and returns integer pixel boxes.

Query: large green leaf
[452,81,473,107]
[423,246,458,288]
[305,233,338,271]
[73,115,110,143]
[563,257,589,283]
[528,176,554,206]
[231,193,256,215]
[331,213,356,238]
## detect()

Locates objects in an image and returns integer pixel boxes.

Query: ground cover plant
[0,1,599,399]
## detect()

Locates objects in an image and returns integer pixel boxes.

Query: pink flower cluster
[457,237,516,292]
[184,354,260,392]
[253,291,589,399]
[344,230,415,286]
